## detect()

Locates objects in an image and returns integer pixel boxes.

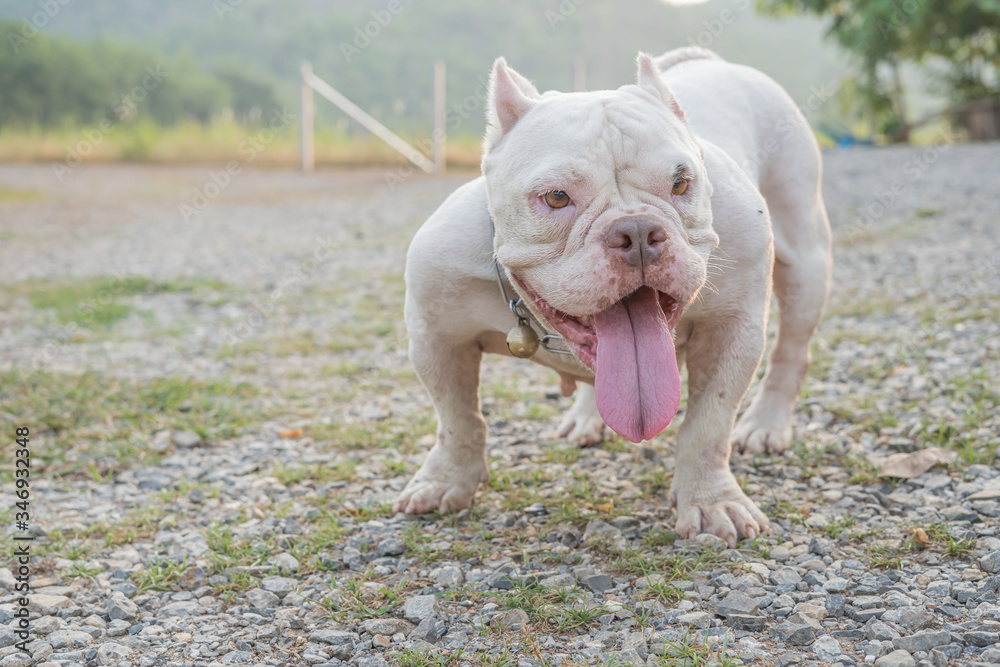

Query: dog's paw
[555,410,606,446]
[394,477,479,514]
[670,477,769,548]
[555,385,607,446]
[394,446,487,515]
[730,413,791,455]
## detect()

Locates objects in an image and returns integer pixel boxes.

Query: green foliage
[0,0,846,137]
[0,19,279,128]
[760,0,1000,136]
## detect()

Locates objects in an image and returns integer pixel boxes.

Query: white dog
[395,47,831,546]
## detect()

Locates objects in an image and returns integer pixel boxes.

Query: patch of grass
[63,562,102,580]
[497,580,600,632]
[0,369,259,479]
[132,558,189,594]
[824,516,857,540]
[272,459,357,486]
[740,535,771,558]
[637,467,672,498]
[841,455,882,486]
[13,275,230,328]
[305,414,435,454]
[612,549,715,605]
[206,525,275,576]
[393,648,463,667]
[764,498,809,527]
[0,186,43,202]
[903,523,976,558]
[650,631,742,667]
[542,444,580,464]
[321,572,408,622]
[226,329,367,357]
[866,544,907,570]
[58,507,164,548]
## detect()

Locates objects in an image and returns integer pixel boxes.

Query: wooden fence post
[300,61,315,173]
[433,61,446,174]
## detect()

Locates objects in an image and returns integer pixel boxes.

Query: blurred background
[1,0,997,169]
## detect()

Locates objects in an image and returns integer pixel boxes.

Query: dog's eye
[543,190,571,209]
[672,179,688,196]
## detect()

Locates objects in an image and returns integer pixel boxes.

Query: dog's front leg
[394,337,489,514]
[669,316,770,547]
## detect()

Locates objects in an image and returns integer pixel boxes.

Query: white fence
[299,60,446,174]
[297,58,586,174]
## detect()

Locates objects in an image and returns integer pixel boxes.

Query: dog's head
[482,54,719,442]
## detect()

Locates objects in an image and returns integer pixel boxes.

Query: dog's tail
[653,47,723,73]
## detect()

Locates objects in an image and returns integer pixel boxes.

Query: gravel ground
[0,141,998,667]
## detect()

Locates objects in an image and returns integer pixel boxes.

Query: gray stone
[824,578,850,593]
[582,519,627,548]
[430,566,463,588]
[771,546,791,562]
[813,635,842,660]
[770,567,803,587]
[981,648,1000,663]
[892,630,950,652]
[875,649,916,667]
[866,620,901,641]
[268,553,299,573]
[172,429,202,447]
[0,627,15,649]
[693,533,728,550]
[107,620,130,637]
[246,588,280,610]
[677,612,711,629]
[772,613,821,646]
[716,590,760,617]
[486,572,515,590]
[106,594,139,622]
[964,631,1000,647]
[408,617,437,644]
[727,614,767,631]
[925,580,951,597]
[898,608,935,630]
[580,574,613,594]
[309,629,358,646]
[621,632,647,658]
[356,658,390,667]
[95,642,132,666]
[27,595,74,615]
[499,608,530,630]
[930,649,949,667]
[159,600,199,617]
[260,576,296,597]
[980,551,1000,574]
[377,538,405,557]
[539,573,575,588]
[47,631,92,650]
[403,595,438,623]
[853,607,888,622]
[826,594,847,617]
[359,618,415,636]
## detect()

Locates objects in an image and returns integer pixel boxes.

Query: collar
[490,217,572,356]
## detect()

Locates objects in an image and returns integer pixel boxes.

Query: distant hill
[0,0,851,134]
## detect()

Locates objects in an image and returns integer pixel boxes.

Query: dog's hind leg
[731,190,832,455]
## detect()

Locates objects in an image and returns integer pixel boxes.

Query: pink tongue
[594,286,681,443]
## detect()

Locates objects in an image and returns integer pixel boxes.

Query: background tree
[760,0,1000,140]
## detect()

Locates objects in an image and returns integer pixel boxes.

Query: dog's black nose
[605,217,667,268]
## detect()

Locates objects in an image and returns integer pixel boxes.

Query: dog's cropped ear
[636,53,685,120]
[485,58,541,151]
